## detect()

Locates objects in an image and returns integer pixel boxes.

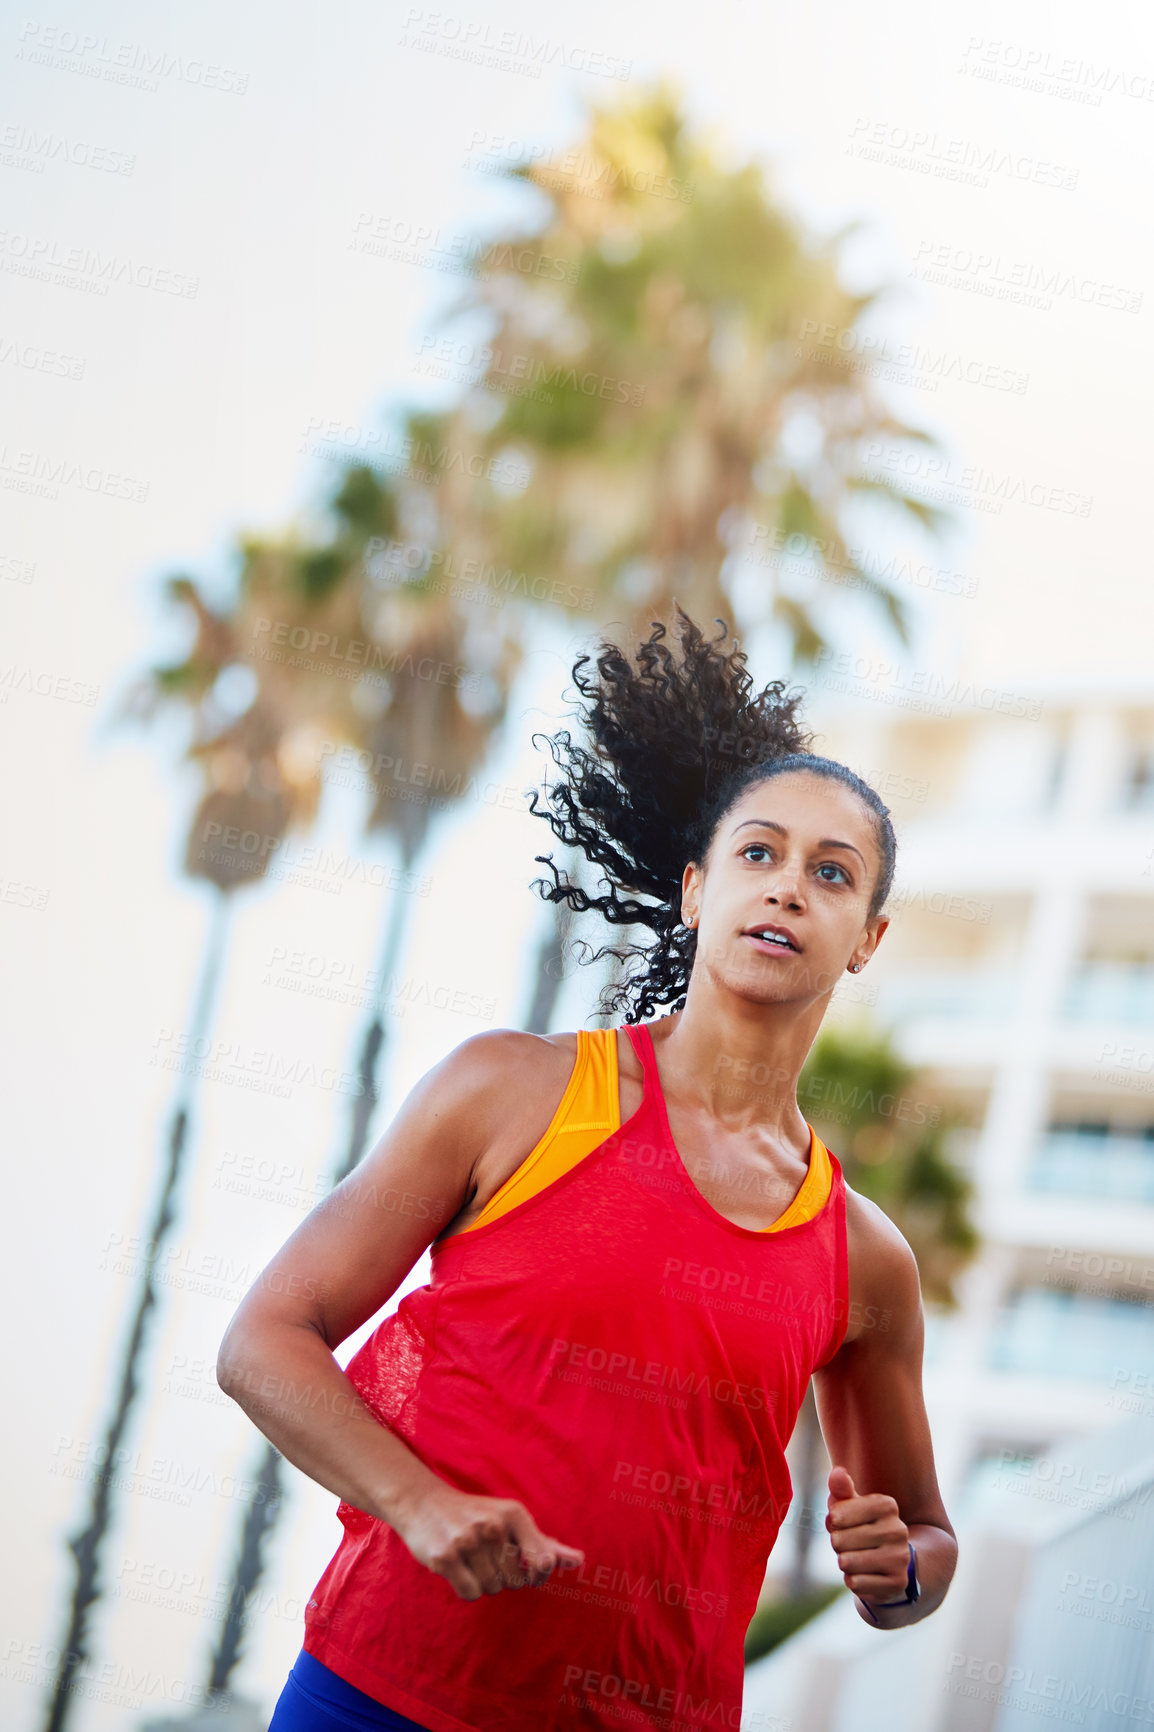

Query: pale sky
[4,0,1154,1725]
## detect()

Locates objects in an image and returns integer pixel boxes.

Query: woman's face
[681,771,889,1006]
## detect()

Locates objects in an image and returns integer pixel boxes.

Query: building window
[1027,1124,1154,1205]
[1064,962,1154,1024]
[989,1287,1154,1382]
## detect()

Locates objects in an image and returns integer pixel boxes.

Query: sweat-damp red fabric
[303,1020,850,1731]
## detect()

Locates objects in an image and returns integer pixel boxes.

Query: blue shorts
[267,1648,430,1730]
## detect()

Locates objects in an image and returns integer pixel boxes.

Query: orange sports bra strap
[464,1028,621,1233]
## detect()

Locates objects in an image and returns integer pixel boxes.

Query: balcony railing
[988,1286,1154,1382]
[1026,1129,1154,1205]
[1064,961,1154,1023]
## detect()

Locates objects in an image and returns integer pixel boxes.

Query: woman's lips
[743,930,801,955]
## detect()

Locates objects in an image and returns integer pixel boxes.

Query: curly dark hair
[528,606,897,1024]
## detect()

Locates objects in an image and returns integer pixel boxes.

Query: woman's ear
[865,915,890,958]
[681,860,701,929]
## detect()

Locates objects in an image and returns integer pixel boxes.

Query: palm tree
[43,570,338,1732]
[201,464,525,1707]
[404,81,951,1031]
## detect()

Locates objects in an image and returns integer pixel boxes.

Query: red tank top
[302,1021,850,1732]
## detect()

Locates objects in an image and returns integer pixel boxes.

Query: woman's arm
[216,1027,585,1600]
[812,1197,958,1628]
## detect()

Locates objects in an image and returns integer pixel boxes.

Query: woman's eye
[742,844,771,862]
[816,862,850,884]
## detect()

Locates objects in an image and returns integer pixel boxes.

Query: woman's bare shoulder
[420,1028,586,1230]
[425,1026,583,1154]
[437,1025,580,1096]
[840,1181,923,1346]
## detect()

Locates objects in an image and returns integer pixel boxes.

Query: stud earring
[850,962,862,972]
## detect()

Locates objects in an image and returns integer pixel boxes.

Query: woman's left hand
[825,1465,910,1604]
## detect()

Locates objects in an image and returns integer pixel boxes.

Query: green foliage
[331,463,398,541]
[744,1583,842,1664]
[799,1026,978,1307]
[297,546,348,603]
[424,78,953,653]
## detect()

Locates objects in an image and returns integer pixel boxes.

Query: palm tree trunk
[331,843,414,1185]
[203,843,417,1699]
[43,893,232,1732]
[205,1444,284,1700]
[524,897,574,1034]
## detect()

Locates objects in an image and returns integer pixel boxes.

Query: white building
[750,684,1154,1728]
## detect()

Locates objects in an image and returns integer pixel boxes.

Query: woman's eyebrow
[733,818,787,836]
[817,837,865,864]
[732,818,865,866]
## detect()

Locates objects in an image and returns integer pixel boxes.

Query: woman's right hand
[393,1482,585,1601]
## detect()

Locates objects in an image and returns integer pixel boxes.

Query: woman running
[219,608,957,1732]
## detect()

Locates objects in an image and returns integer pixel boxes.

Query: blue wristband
[856,1542,919,1623]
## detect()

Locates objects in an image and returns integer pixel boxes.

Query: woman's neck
[648,982,827,1146]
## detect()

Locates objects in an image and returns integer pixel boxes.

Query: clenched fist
[825,1465,911,1606]
[394,1483,584,1602]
